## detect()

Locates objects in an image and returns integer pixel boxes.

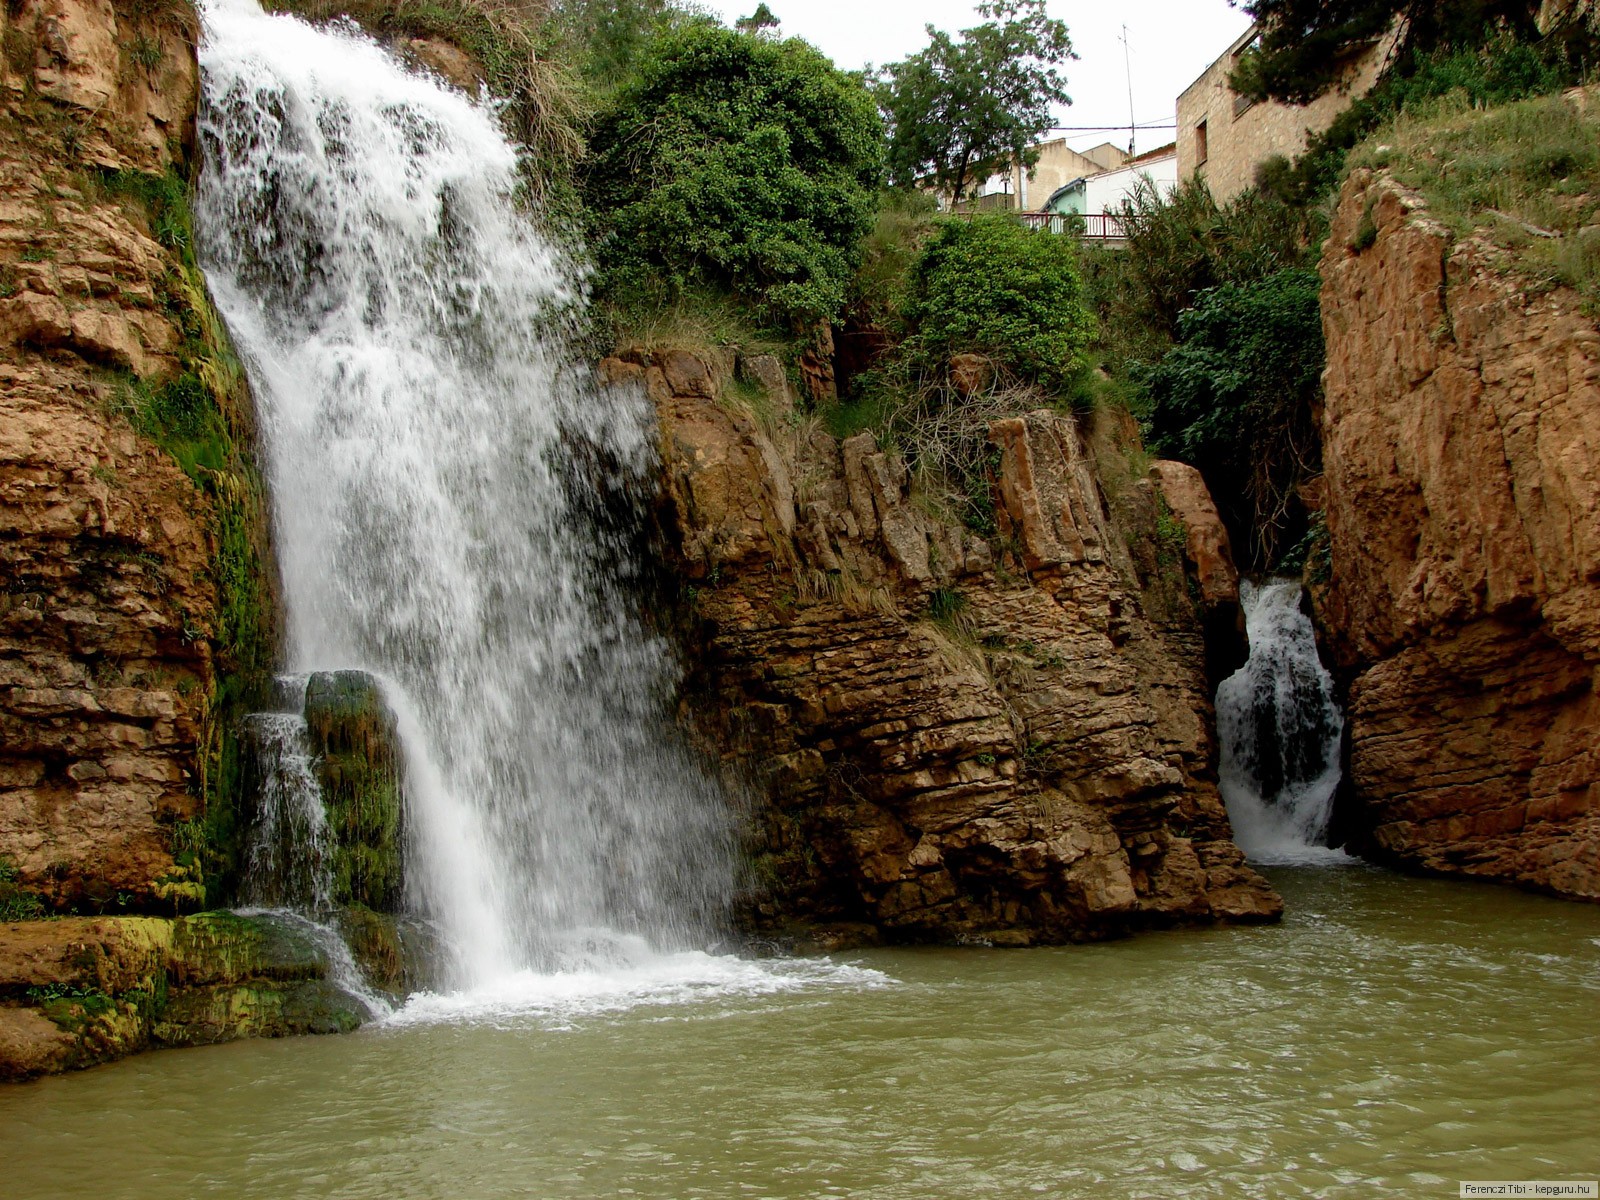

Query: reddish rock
[0,1,221,911]
[1151,459,1239,607]
[638,348,1280,945]
[1318,166,1600,900]
[949,353,993,397]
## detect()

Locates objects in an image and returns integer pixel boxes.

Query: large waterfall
[194,0,737,994]
[1216,580,1349,865]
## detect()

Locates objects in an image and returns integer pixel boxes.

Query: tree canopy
[1229,0,1549,104]
[581,21,884,327]
[874,0,1073,206]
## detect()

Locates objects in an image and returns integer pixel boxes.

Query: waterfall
[1216,580,1349,865]
[238,688,331,913]
[194,0,735,992]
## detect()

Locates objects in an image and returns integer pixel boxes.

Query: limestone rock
[949,353,993,397]
[1151,459,1239,607]
[0,2,222,911]
[627,348,1280,946]
[1318,167,1600,900]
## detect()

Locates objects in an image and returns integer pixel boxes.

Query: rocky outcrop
[0,0,238,912]
[616,347,1280,947]
[0,911,368,1080]
[1318,168,1600,899]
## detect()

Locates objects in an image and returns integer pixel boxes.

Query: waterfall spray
[195,0,735,991]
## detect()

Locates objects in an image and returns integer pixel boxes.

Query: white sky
[695,0,1254,154]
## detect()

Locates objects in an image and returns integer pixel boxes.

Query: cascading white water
[239,704,331,913]
[194,0,738,992]
[1216,579,1350,865]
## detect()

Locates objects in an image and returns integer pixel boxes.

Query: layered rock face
[1319,169,1600,899]
[0,1,224,910]
[615,348,1280,947]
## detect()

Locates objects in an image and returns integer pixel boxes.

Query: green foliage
[1230,0,1550,105]
[1139,269,1325,567]
[1351,91,1600,306]
[900,214,1093,394]
[543,0,693,93]
[848,189,939,331]
[0,855,46,921]
[735,3,780,36]
[1277,509,1332,583]
[1255,32,1592,211]
[583,21,884,328]
[875,0,1073,205]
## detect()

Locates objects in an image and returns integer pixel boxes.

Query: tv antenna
[1120,24,1136,156]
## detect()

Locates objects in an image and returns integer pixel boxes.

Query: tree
[1140,269,1324,566]
[582,22,884,327]
[735,4,780,35]
[875,0,1073,206]
[1229,1,1547,104]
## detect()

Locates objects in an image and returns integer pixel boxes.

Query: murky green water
[4,866,1597,1199]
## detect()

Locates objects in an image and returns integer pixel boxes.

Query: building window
[1196,119,1208,166]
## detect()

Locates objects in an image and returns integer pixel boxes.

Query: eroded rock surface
[1319,168,1600,899]
[0,1,224,911]
[614,347,1279,947]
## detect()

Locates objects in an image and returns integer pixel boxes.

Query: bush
[1139,268,1324,567]
[582,21,884,328]
[899,214,1093,394]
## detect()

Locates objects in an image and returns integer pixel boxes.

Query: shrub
[582,21,884,328]
[899,214,1093,394]
[1139,268,1325,566]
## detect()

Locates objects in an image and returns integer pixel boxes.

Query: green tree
[582,21,884,327]
[1140,269,1324,566]
[900,214,1094,393]
[736,3,780,35]
[1229,0,1560,104]
[875,0,1073,206]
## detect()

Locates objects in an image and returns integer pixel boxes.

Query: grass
[1352,91,1600,306]
[0,855,46,921]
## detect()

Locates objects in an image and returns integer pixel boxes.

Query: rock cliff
[0,0,239,911]
[1319,168,1600,899]
[614,348,1281,947]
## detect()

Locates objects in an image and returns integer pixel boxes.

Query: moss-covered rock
[0,910,376,1080]
[303,671,407,912]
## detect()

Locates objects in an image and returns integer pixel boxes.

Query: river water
[5,866,1597,1199]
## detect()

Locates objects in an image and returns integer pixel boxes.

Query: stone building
[1177,23,1396,202]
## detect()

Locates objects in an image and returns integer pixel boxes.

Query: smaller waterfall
[238,674,394,1017]
[1217,580,1350,865]
[240,681,331,912]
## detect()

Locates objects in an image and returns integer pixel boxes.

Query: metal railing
[1017,211,1127,239]
[951,209,1128,240]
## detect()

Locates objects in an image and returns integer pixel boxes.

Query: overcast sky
[694,0,1254,153]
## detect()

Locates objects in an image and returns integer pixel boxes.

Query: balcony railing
[952,209,1128,240]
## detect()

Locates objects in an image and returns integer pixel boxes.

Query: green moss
[303,673,406,911]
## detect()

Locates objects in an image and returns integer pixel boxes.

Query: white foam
[383,950,893,1029]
